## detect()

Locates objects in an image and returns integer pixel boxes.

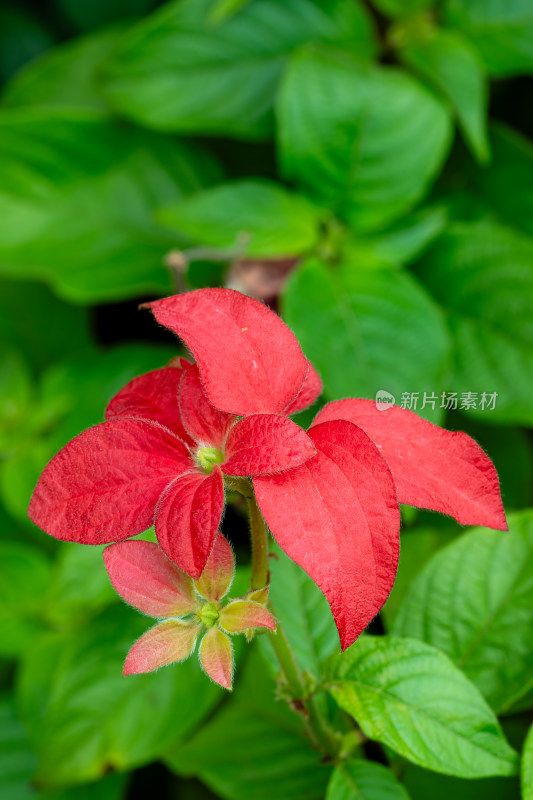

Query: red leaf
[28,419,193,545]
[155,468,224,578]
[284,361,322,415]
[103,540,197,618]
[105,367,194,445]
[199,627,233,690]
[315,399,507,530]
[219,600,276,633]
[145,289,308,415]
[254,420,400,650]
[223,414,316,476]
[124,620,200,675]
[194,532,234,601]
[179,364,236,448]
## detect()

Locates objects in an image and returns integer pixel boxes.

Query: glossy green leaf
[0,109,219,302]
[0,542,51,657]
[399,28,489,162]
[103,0,375,138]
[17,605,224,786]
[166,647,331,800]
[327,636,518,777]
[158,179,325,257]
[414,221,533,425]
[278,47,451,231]
[3,27,123,112]
[282,258,450,422]
[444,0,533,76]
[259,544,339,678]
[523,725,533,800]
[393,511,533,714]
[326,760,410,800]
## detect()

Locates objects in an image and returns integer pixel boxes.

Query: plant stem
[247,495,270,591]
[246,494,339,758]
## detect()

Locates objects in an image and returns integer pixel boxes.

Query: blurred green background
[1,0,533,798]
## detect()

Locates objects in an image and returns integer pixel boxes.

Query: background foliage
[1,0,532,798]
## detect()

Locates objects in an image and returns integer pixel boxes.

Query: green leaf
[0,348,33,452]
[103,0,375,138]
[259,544,339,678]
[326,759,410,800]
[0,693,39,800]
[399,28,489,162]
[444,0,533,77]
[372,0,432,18]
[0,694,127,800]
[0,542,52,657]
[0,280,91,371]
[158,179,325,257]
[45,544,117,628]
[165,647,331,800]
[3,27,124,112]
[52,0,156,32]
[523,725,533,800]
[0,4,52,82]
[0,109,219,302]
[208,0,253,24]
[277,47,451,231]
[0,344,175,525]
[382,522,461,628]
[17,605,224,787]
[466,123,533,238]
[404,764,520,800]
[414,221,533,425]
[282,258,451,422]
[327,635,518,777]
[346,206,448,268]
[393,511,533,715]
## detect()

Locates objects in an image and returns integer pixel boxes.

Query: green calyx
[198,601,220,628]
[195,446,225,474]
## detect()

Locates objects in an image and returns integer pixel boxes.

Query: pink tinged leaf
[222,414,316,477]
[155,468,224,578]
[145,288,308,416]
[103,540,197,618]
[283,361,322,415]
[194,532,235,601]
[105,367,194,445]
[219,600,276,633]
[28,418,194,545]
[254,420,400,651]
[199,627,233,690]
[179,364,236,448]
[314,399,508,530]
[123,619,200,675]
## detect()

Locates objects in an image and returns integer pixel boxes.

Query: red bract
[29,357,316,577]
[29,288,507,651]
[104,532,275,690]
